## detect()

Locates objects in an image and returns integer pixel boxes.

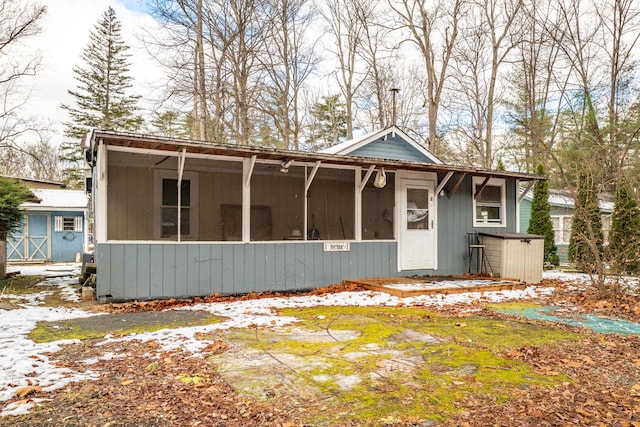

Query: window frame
[55,216,83,232]
[154,170,199,240]
[472,177,507,227]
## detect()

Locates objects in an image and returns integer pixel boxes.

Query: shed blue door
[6,222,26,261]
[6,214,50,261]
[27,214,50,261]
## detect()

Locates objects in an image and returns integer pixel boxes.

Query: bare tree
[321,0,372,139]
[259,0,318,149]
[448,0,523,168]
[597,0,640,186]
[0,0,46,151]
[389,0,462,152]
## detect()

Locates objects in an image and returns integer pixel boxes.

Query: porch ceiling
[89,130,543,182]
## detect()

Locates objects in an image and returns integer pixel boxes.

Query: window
[473,177,506,227]
[161,178,191,237]
[551,215,572,244]
[154,170,199,240]
[55,216,82,232]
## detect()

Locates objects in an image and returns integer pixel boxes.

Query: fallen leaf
[121,378,134,386]
[15,385,41,398]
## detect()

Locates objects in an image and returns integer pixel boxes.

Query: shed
[7,189,89,263]
[480,232,544,284]
[86,127,543,301]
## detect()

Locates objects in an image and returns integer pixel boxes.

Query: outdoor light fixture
[280,159,294,173]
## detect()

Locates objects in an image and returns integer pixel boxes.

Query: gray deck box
[479,232,544,284]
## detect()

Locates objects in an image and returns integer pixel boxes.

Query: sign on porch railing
[323,242,350,252]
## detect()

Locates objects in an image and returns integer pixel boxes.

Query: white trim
[355,167,362,241]
[473,176,507,227]
[396,171,438,271]
[95,140,108,243]
[516,180,521,232]
[242,158,252,242]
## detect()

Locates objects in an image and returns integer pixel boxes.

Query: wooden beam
[474,175,492,200]
[305,161,321,193]
[518,180,537,203]
[447,172,467,199]
[435,171,454,196]
[244,155,257,188]
[359,165,376,193]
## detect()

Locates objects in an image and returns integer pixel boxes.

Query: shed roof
[521,188,614,212]
[21,189,88,210]
[89,130,543,182]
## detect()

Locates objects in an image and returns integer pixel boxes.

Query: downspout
[177,149,186,242]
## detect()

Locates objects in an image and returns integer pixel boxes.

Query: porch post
[177,149,186,242]
[95,140,108,243]
[355,167,362,241]
[242,156,256,242]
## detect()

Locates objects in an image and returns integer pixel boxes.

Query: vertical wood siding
[96,241,398,301]
[350,137,435,163]
[436,175,519,276]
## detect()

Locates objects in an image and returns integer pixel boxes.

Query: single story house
[519,189,614,263]
[87,127,543,301]
[6,184,89,263]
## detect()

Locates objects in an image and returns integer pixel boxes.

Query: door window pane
[407,188,429,229]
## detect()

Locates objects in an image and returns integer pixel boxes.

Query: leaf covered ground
[0,275,639,427]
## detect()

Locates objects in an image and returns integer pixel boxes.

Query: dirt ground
[1,278,640,427]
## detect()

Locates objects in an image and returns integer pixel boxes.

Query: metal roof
[89,130,543,182]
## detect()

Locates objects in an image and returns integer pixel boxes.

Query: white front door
[399,179,436,270]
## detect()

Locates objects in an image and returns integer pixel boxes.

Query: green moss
[176,374,204,386]
[29,312,223,343]
[218,305,579,426]
[0,275,45,293]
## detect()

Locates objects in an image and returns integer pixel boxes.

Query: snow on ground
[0,265,595,416]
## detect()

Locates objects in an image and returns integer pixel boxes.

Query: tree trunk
[0,233,6,280]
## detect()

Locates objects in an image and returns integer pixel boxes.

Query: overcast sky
[20,0,159,144]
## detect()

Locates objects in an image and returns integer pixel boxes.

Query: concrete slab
[344,276,527,297]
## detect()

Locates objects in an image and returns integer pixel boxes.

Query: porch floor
[344,276,526,298]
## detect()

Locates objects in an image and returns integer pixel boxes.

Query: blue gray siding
[96,241,398,301]
[519,198,532,233]
[96,174,523,300]
[50,210,85,262]
[350,137,435,163]
[435,175,518,276]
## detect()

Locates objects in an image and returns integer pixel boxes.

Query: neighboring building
[6,185,89,263]
[87,127,543,301]
[519,189,613,264]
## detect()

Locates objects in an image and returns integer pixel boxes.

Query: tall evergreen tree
[62,6,142,140]
[569,169,604,274]
[608,178,640,274]
[528,165,559,266]
[61,7,142,188]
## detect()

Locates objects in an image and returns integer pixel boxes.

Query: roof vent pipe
[390,88,400,127]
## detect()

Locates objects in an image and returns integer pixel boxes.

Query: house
[5,177,89,263]
[518,189,614,264]
[86,127,543,302]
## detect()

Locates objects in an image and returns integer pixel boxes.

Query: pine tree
[527,165,559,266]
[568,170,604,273]
[62,7,142,140]
[0,178,32,278]
[608,178,640,274]
[307,95,347,150]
